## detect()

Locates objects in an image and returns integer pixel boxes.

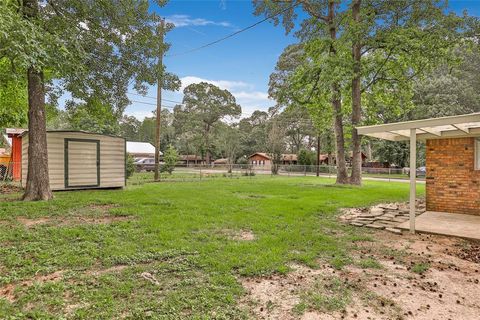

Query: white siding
[22,132,125,190]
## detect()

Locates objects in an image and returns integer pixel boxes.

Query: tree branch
[298,0,329,22]
[362,48,394,92]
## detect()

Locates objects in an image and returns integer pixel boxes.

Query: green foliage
[357,257,382,269]
[119,115,141,141]
[256,0,471,182]
[0,59,28,127]
[238,110,270,156]
[295,277,352,314]
[162,144,178,174]
[126,154,135,179]
[175,82,241,162]
[65,98,120,134]
[0,0,180,130]
[266,120,286,174]
[298,149,316,166]
[411,262,430,274]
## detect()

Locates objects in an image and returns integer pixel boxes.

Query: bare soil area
[0,271,64,303]
[16,214,132,228]
[241,231,480,320]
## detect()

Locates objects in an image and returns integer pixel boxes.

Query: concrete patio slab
[397,211,480,241]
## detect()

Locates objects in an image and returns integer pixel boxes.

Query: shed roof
[126,141,161,155]
[356,112,480,141]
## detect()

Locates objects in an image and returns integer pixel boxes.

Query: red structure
[6,128,26,181]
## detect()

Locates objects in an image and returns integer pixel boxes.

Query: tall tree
[65,98,120,134]
[238,110,270,156]
[266,119,286,175]
[179,82,241,164]
[119,115,141,141]
[215,123,241,171]
[0,0,175,200]
[254,0,466,184]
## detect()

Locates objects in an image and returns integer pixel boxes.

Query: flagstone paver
[341,199,426,234]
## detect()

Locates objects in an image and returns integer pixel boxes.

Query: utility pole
[154,18,165,181]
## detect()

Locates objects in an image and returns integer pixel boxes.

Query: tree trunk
[327,0,348,184]
[23,68,53,201]
[349,0,362,185]
[366,140,372,161]
[22,0,52,201]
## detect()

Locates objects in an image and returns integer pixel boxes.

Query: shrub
[126,154,135,179]
[163,144,179,174]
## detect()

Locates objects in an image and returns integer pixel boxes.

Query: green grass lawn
[0,175,424,319]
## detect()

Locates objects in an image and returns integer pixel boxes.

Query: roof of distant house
[282,154,297,161]
[126,141,162,155]
[213,158,229,164]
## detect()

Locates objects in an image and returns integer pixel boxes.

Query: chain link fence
[129,163,413,185]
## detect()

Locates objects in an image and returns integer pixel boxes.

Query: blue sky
[124,0,480,120]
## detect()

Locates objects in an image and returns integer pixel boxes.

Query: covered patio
[357,112,480,239]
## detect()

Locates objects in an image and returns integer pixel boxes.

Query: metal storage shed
[21,131,126,190]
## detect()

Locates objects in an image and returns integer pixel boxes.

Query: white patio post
[409,128,417,234]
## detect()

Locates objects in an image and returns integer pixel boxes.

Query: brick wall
[426,137,480,215]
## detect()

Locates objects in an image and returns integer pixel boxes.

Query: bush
[298,149,316,166]
[163,144,179,174]
[126,154,135,179]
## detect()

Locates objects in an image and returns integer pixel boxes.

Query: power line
[127,91,183,104]
[166,1,300,57]
[128,98,316,122]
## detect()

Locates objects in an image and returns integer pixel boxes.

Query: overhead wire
[165,1,300,57]
[127,2,303,118]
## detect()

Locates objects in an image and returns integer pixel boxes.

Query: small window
[476,138,480,170]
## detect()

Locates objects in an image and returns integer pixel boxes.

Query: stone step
[385,227,402,235]
[354,218,376,222]
[366,224,385,229]
[350,222,365,227]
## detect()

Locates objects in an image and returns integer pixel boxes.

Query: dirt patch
[221,229,256,241]
[0,184,23,195]
[347,232,480,319]
[240,232,480,319]
[240,264,401,320]
[16,215,133,228]
[0,271,64,303]
[17,217,51,227]
[240,264,329,319]
[455,241,480,264]
[86,203,120,212]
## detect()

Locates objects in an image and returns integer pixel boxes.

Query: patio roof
[357,112,480,141]
[356,112,480,235]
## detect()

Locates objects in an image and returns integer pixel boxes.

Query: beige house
[21,131,126,190]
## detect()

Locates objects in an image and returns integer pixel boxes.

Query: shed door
[65,139,100,188]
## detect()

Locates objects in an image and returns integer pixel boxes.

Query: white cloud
[234,91,269,101]
[124,109,154,120]
[180,76,251,92]
[165,15,232,28]
[179,76,273,117]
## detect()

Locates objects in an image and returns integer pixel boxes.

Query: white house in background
[126,141,162,158]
